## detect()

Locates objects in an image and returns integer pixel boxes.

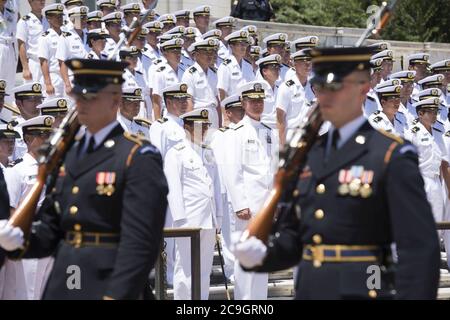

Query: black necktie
[86,136,96,154]
[331,129,340,152]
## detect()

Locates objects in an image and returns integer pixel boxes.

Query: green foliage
[271,0,450,43]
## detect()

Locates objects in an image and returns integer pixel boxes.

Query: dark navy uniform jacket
[253,121,440,300]
[11,124,168,299]
[0,169,10,267]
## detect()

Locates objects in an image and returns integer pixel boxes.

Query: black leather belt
[65,231,120,248]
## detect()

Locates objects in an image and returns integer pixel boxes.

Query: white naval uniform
[12,117,27,160]
[276,76,308,131]
[0,3,18,101]
[217,55,254,97]
[368,110,406,137]
[164,140,223,300]
[16,13,48,82]
[117,113,150,139]
[363,89,382,117]
[86,50,102,60]
[152,63,185,116]
[102,37,123,61]
[123,68,148,118]
[37,28,64,97]
[2,153,54,300]
[441,129,450,269]
[404,122,448,223]
[217,41,230,60]
[142,44,161,64]
[222,115,278,300]
[148,113,186,286]
[181,50,195,69]
[55,30,89,84]
[260,80,278,129]
[182,63,220,128]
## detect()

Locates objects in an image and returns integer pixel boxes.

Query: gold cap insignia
[280,34,286,41]
[32,83,41,92]
[133,4,139,9]
[408,72,414,79]
[438,75,444,82]
[72,60,83,69]
[240,30,248,38]
[0,80,5,89]
[276,55,282,63]
[57,99,67,108]
[433,98,440,104]
[208,39,215,46]
[356,63,364,70]
[254,83,262,91]
[135,88,142,96]
[44,117,54,126]
[432,89,438,95]
[395,86,401,93]
[81,7,87,14]
[392,79,400,86]
[205,6,210,12]
[201,109,209,117]
[387,51,393,57]
[58,5,64,11]
[311,37,317,44]
[175,39,182,46]
[7,123,13,131]
[180,84,188,92]
[424,55,429,61]
[115,12,121,18]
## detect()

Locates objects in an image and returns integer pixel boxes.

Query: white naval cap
[238,81,268,99]
[184,27,199,38]
[291,36,319,50]
[430,59,450,73]
[214,16,235,28]
[367,42,390,53]
[165,26,185,36]
[202,29,222,40]
[407,52,430,65]
[122,86,143,101]
[241,25,257,35]
[180,108,212,123]
[192,5,211,17]
[417,88,443,101]
[62,0,83,6]
[162,83,191,101]
[96,0,117,8]
[158,33,180,43]
[225,30,250,44]
[102,11,123,24]
[160,38,184,51]
[0,123,20,139]
[0,79,7,96]
[375,79,401,90]
[375,85,402,98]
[389,70,416,82]
[291,49,312,61]
[67,6,89,17]
[250,46,261,58]
[371,49,394,61]
[36,97,69,116]
[143,20,163,32]
[18,115,55,134]
[370,58,383,72]
[158,13,177,25]
[120,3,141,14]
[12,82,43,98]
[418,74,445,87]
[221,94,242,110]
[87,10,103,22]
[119,46,140,58]
[256,54,282,68]
[263,33,288,46]
[42,3,65,16]
[188,38,219,53]
[413,97,441,110]
[173,9,190,18]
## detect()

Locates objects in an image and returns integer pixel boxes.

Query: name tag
[232,72,239,76]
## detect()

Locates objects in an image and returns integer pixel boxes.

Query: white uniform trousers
[0,41,18,104]
[42,72,64,98]
[423,175,445,223]
[27,57,42,83]
[173,228,215,300]
[1,257,54,300]
[164,207,175,286]
[220,198,235,280]
[233,218,268,300]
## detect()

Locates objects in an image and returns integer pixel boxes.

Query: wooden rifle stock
[9,109,80,237]
[244,105,323,243]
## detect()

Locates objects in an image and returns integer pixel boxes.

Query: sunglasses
[312,80,368,92]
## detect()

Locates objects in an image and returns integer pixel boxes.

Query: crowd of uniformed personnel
[0,0,448,300]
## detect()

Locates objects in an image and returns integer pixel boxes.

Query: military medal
[360,170,374,198]
[104,172,116,196]
[96,172,106,195]
[349,166,364,197]
[338,169,350,196]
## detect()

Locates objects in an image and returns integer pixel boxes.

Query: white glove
[0,219,25,251]
[231,235,267,269]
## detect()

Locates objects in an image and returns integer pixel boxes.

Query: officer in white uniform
[404,98,449,225]
[85,28,107,60]
[101,11,124,60]
[181,26,198,69]
[0,79,13,124]
[86,10,103,30]
[255,54,281,129]
[409,88,447,133]
[120,3,141,27]
[2,115,55,300]
[16,0,48,83]
[217,30,254,101]
[213,16,235,61]
[0,122,19,168]
[276,49,312,145]
[38,4,65,98]
[173,9,190,28]
[165,108,223,300]
[371,49,394,81]
[97,0,117,18]
[284,35,319,82]
[0,0,18,101]
[152,38,185,119]
[407,53,431,97]
[192,5,210,37]
[262,33,290,82]
[241,25,258,46]
[222,81,278,300]
[117,86,150,139]
[158,14,176,33]
[364,58,384,117]
[368,85,406,136]
[36,97,69,128]
[56,6,89,96]
[389,70,417,126]
[418,74,449,126]
[11,82,44,160]
[142,20,163,64]
[182,38,221,128]
[430,59,450,107]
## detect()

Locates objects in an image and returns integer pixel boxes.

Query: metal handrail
[155,227,202,300]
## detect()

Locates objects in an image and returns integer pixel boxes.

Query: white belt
[0,37,14,45]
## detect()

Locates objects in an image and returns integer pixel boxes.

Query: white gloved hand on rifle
[0,219,24,251]
[231,235,267,269]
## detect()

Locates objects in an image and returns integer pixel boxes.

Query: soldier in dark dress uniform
[0,59,168,299]
[233,47,441,300]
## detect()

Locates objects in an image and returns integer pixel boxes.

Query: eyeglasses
[312,80,368,92]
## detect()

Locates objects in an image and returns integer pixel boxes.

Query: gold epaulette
[124,131,150,146]
[233,124,244,130]
[219,126,229,132]
[3,103,20,115]
[157,117,168,124]
[411,126,420,133]
[378,129,404,144]
[133,117,152,128]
